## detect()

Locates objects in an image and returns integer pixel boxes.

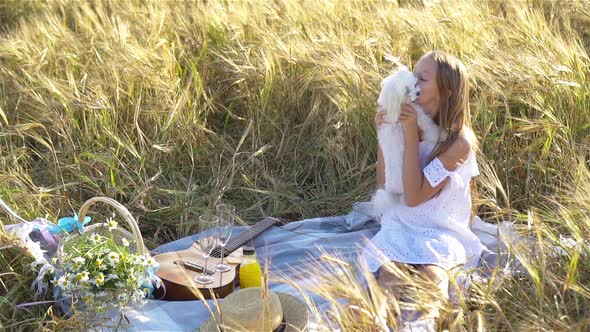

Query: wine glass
[213,204,235,273]
[194,213,219,285]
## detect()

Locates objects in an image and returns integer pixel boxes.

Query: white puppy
[371,66,447,216]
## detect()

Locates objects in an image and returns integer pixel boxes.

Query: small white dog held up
[371,66,448,216]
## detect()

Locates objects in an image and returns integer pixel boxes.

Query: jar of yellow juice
[239,246,262,288]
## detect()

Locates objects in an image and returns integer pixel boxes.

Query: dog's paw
[439,128,449,141]
[371,189,399,216]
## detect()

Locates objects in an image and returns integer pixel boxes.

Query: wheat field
[1,0,589,330]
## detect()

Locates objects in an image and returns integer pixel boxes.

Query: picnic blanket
[110,202,516,331]
[3,199,519,331]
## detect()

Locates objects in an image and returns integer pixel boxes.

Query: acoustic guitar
[154,217,281,301]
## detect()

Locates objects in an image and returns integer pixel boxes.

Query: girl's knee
[376,266,401,298]
[418,265,449,298]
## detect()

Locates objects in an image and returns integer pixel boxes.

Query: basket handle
[76,197,148,255]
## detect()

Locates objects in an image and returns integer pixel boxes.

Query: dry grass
[1,0,589,330]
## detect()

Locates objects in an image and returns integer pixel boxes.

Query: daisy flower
[121,238,130,247]
[106,217,118,231]
[94,273,105,286]
[57,275,70,289]
[75,271,90,287]
[146,256,160,271]
[107,252,120,264]
[137,255,149,266]
[95,258,104,268]
[90,233,102,244]
[72,257,85,271]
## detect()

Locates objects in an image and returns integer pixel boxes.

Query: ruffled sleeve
[424,157,459,187]
[423,152,479,189]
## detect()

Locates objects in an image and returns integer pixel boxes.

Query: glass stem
[220,246,225,264]
[203,257,208,278]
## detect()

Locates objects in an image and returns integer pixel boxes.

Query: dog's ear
[383,53,403,67]
[394,65,410,74]
[378,73,405,117]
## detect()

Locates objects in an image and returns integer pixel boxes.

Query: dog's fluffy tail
[370,189,400,218]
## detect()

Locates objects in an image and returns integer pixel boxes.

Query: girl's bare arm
[377,144,385,189]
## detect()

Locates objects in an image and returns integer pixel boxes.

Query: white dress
[364,141,484,272]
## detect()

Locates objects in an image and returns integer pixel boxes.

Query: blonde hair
[424,51,480,219]
[425,50,478,163]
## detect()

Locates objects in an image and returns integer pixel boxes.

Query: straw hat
[200,288,308,332]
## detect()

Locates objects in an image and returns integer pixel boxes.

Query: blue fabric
[111,209,517,331]
[49,214,92,234]
[117,208,380,331]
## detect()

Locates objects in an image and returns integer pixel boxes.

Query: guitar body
[154,246,243,301]
[154,217,281,301]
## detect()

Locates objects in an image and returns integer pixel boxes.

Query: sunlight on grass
[1,0,589,330]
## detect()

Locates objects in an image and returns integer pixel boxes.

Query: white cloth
[364,141,484,271]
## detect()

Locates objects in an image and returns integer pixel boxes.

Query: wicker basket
[58,196,148,256]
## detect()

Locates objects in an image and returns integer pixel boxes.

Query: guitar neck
[209,217,279,258]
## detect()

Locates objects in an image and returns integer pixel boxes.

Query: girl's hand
[374,112,391,127]
[398,104,418,133]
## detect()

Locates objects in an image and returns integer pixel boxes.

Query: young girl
[363,50,484,327]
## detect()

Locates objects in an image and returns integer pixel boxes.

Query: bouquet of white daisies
[52,215,160,314]
[4,196,160,329]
